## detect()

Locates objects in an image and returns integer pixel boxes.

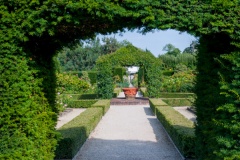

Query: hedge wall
[0,55,58,159]
[55,108,103,159]
[161,98,193,107]
[113,67,126,82]
[67,100,98,108]
[149,98,168,115]
[96,45,162,98]
[88,71,98,84]
[2,1,240,159]
[155,106,196,159]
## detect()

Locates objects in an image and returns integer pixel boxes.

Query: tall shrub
[0,55,57,159]
[195,34,239,159]
[96,61,114,99]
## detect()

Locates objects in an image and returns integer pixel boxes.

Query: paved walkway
[73,104,184,160]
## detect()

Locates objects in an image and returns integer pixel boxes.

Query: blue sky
[98,29,197,57]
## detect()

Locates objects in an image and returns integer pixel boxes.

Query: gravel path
[173,107,196,123]
[73,105,184,160]
[56,108,86,129]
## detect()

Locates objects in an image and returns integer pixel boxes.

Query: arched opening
[96,45,162,98]
[1,1,239,159]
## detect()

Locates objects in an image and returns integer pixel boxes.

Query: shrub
[160,71,195,93]
[67,100,98,108]
[149,98,168,115]
[78,94,98,99]
[159,93,194,98]
[0,55,58,159]
[88,71,98,84]
[155,106,196,158]
[113,88,122,97]
[92,99,111,115]
[55,108,103,159]
[139,87,147,97]
[162,98,193,106]
[56,73,90,94]
[113,67,126,82]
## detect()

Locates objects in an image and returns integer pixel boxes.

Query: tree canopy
[57,37,130,71]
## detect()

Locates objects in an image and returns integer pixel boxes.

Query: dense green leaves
[1,0,240,159]
[57,37,130,71]
[96,45,162,98]
[0,55,57,159]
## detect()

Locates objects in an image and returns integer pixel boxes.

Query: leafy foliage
[162,43,181,56]
[159,53,197,70]
[1,0,240,159]
[96,45,162,98]
[57,37,129,71]
[0,55,57,159]
[160,69,196,92]
[56,73,90,94]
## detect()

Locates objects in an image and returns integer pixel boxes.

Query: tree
[162,44,181,56]
[183,41,199,54]
[57,37,131,71]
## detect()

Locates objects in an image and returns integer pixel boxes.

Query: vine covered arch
[1,1,240,159]
[96,45,162,98]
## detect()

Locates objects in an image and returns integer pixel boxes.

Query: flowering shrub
[55,73,91,112]
[56,73,90,94]
[160,70,195,92]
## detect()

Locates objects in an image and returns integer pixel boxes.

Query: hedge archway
[96,45,162,98]
[1,1,240,159]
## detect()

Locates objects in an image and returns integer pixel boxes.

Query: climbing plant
[96,45,162,98]
[1,0,240,159]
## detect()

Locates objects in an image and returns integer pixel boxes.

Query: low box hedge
[149,98,168,115]
[155,106,196,159]
[67,100,98,108]
[159,92,194,98]
[55,107,103,159]
[92,99,111,115]
[162,98,194,106]
[78,93,98,99]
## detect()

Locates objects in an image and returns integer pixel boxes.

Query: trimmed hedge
[139,87,147,97]
[67,100,98,108]
[55,108,103,159]
[87,71,98,84]
[159,93,194,98]
[149,98,168,115]
[162,98,193,107]
[155,106,196,159]
[113,88,122,97]
[78,94,98,99]
[92,99,111,115]
[113,67,126,82]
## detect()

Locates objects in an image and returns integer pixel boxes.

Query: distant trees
[182,41,198,54]
[57,37,131,71]
[158,42,198,70]
[162,43,181,56]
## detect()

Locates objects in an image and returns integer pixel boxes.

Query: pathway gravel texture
[173,107,196,123]
[56,108,86,129]
[73,105,184,160]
